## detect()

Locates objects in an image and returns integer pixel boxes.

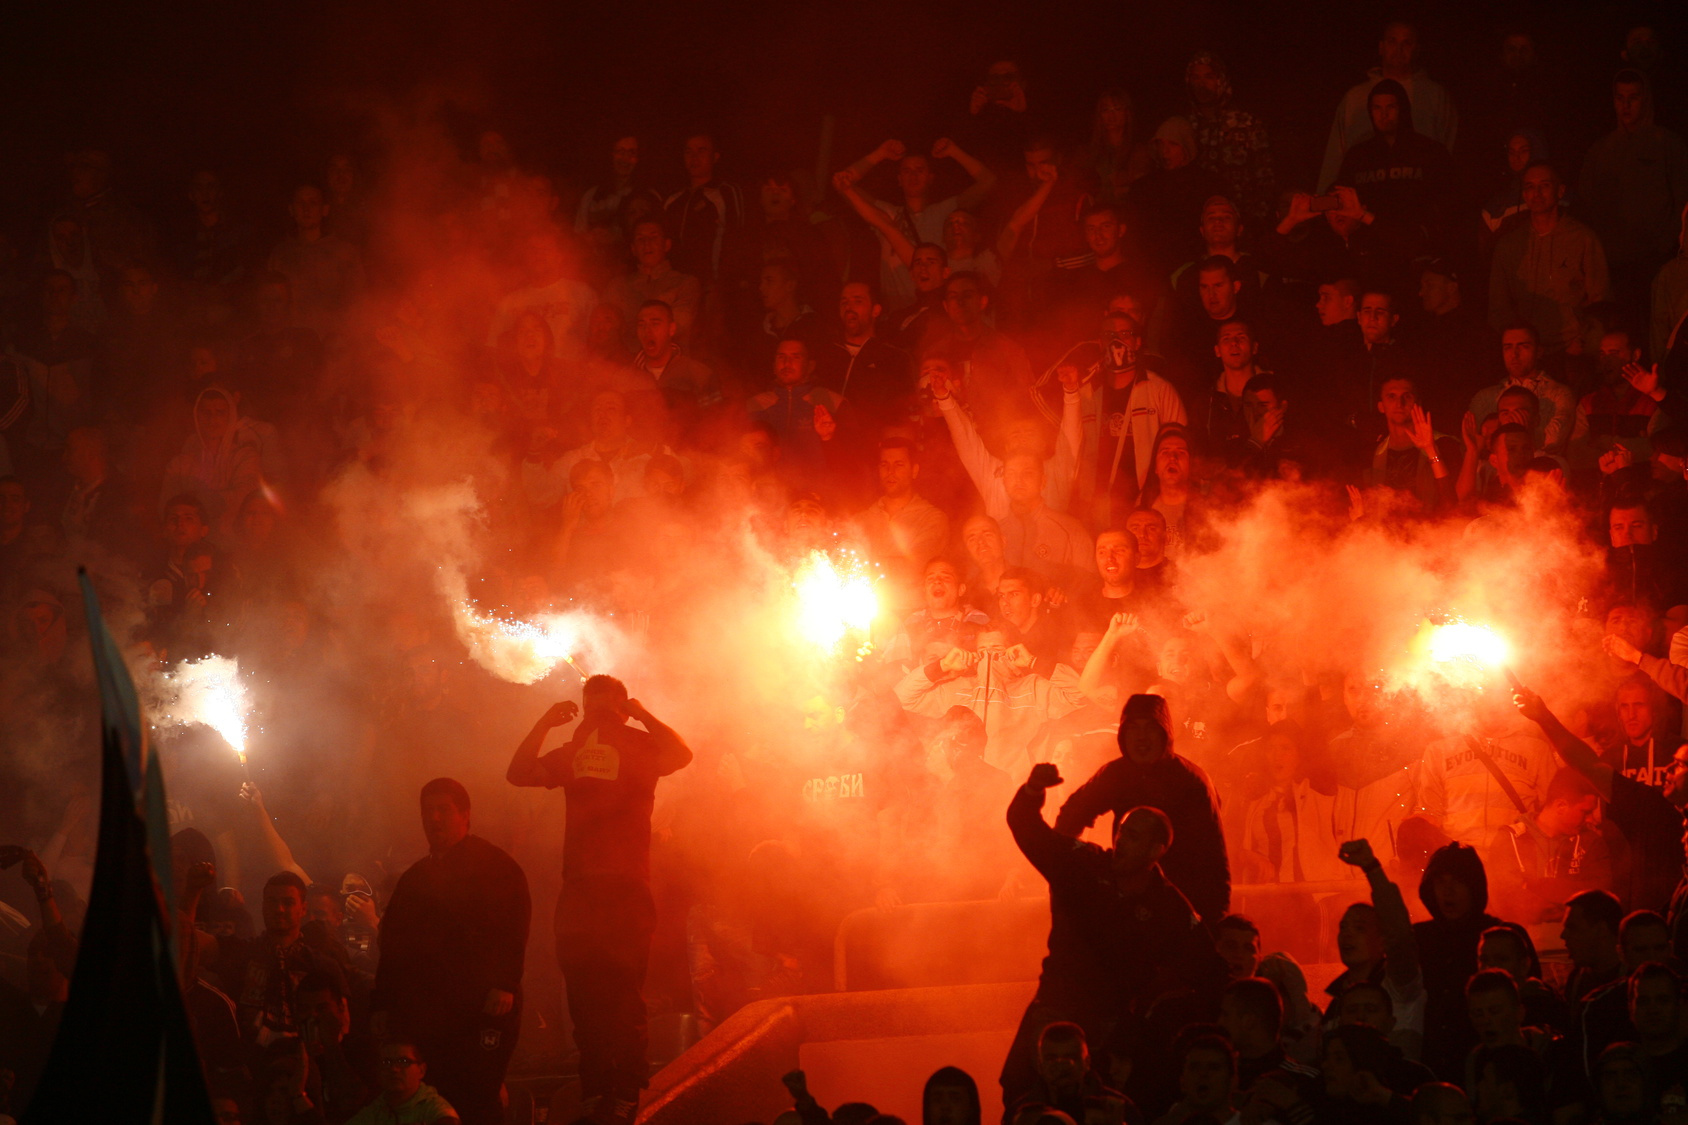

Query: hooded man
[158,385,280,536]
[1334,79,1453,241]
[1052,693,1231,923]
[1127,117,1230,278]
[1185,51,1275,223]
[1318,20,1459,192]
[1413,843,1506,1080]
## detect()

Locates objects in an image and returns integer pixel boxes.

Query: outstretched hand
[1510,680,1548,725]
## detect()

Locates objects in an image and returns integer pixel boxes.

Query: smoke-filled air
[3,5,1688,1125]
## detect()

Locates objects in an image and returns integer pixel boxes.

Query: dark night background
[2,0,1685,255]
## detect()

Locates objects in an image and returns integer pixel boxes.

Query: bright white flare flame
[156,655,253,764]
[792,551,878,652]
[453,602,586,685]
[1427,622,1510,669]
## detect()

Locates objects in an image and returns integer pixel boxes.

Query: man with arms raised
[507,678,692,1125]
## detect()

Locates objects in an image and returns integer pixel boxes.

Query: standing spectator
[266,184,365,346]
[1365,377,1457,513]
[1334,80,1452,241]
[1081,89,1154,210]
[745,339,849,489]
[1576,71,1688,309]
[1054,694,1230,924]
[601,219,703,350]
[816,280,912,428]
[1512,673,1688,916]
[663,132,744,285]
[1184,51,1275,225]
[893,621,1086,777]
[1488,163,1609,356]
[1319,21,1459,193]
[1127,119,1229,280]
[575,135,660,266]
[233,872,346,1047]
[1074,312,1188,528]
[506,680,692,1125]
[485,230,598,361]
[852,437,949,580]
[370,779,529,1125]
[1651,202,1688,365]
[1002,765,1221,1116]
[1414,260,1491,423]
[838,137,995,314]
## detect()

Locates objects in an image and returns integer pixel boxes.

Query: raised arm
[1008,764,1080,878]
[625,698,692,775]
[1604,630,1688,704]
[932,138,997,210]
[1455,411,1484,504]
[832,169,915,267]
[843,139,906,199]
[1047,367,1084,494]
[997,165,1058,260]
[1079,612,1138,707]
[239,782,310,884]
[1338,839,1421,990]
[1184,610,1259,705]
[1511,679,1614,801]
[931,373,1002,495]
[507,702,578,787]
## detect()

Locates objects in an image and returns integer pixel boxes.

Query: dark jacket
[372,834,531,1027]
[815,335,912,425]
[1413,843,1503,1080]
[1009,782,1223,1015]
[1053,752,1231,923]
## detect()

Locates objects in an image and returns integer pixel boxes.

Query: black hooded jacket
[1335,78,1453,240]
[1412,843,1504,1080]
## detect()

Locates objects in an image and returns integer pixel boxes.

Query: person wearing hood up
[924,1065,983,1125]
[1054,693,1230,924]
[1185,51,1275,225]
[159,385,281,537]
[1412,842,1505,1081]
[1126,118,1229,280]
[1577,70,1688,310]
[1318,21,1459,193]
[1334,79,1452,244]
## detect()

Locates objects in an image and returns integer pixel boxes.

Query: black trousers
[418,999,521,1125]
[555,878,657,1102]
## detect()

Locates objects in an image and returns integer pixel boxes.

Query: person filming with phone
[507,675,693,1125]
